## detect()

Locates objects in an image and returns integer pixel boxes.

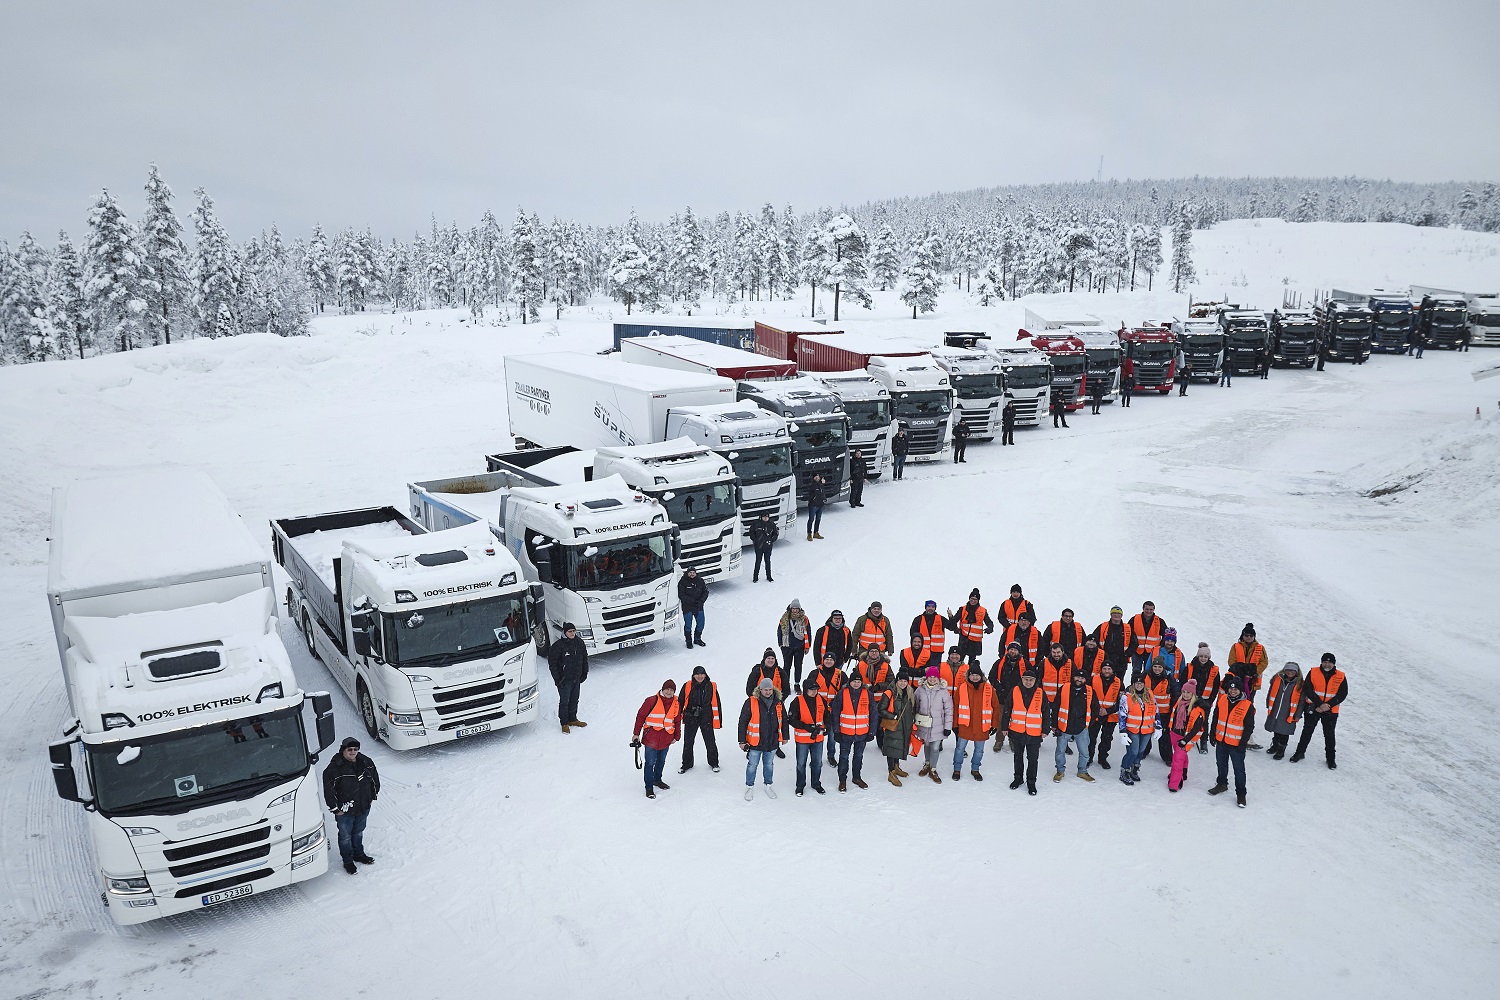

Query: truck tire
[357,680,379,740]
[301,610,320,662]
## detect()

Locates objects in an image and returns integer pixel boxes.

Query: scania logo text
[176,807,252,832]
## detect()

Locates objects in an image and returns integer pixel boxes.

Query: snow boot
[812,784,825,794]
[895,765,909,778]
[813,532,825,540]
[1290,751,1305,763]
[1327,759,1337,770]
[646,788,656,799]
[929,770,942,784]
[918,763,931,777]
[1010,777,1024,790]
[344,861,358,874]
[685,636,693,649]
[1272,748,1284,760]
[952,770,961,781]
[1027,785,1037,795]
[1077,772,1095,782]
[806,532,813,541]
[764,786,777,799]
[1236,792,1246,808]
[889,769,902,787]
[744,787,754,801]
[1208,782,1228,795]
[1053,771,1064,783]
[838,780,847,793]
[570,720,587,728]
[694,636,706,647]
[766,575,774,582]
[561,723,571,734]
[654,781,669,791]
[354,854,374,865]
[971,771,983,781]
[852,777,867,789]
[1119,772,1134,786]
[795,787,804,797]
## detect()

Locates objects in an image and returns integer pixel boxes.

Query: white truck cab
[988,345,1051,426]
[865,355,953,459]
[663,402,797,536]
[811,371,893,480]
[930,346,1003,440]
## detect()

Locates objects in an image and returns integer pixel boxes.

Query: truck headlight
[268,790,297,808]
[519,683,538,701]
[122,826,159,837]
[108,875,152,895]
[292,827,325,855]
[387,709,423,726]
[576,628,594,639]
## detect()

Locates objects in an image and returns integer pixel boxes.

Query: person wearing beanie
[805,472,827,541]
[739,678,787,800]
[851,602,894,658]
[949,589,994,667]
[1002,613,1043,671]
[999,585,1036,629]
[677,566,709,649]
[748,511,778,582]
[677,666,722,774]
[1007,671,1047,794]
[1166,679,1206,792]
[813,610,852,667]
[939,648,968,691]
[1051,666,1099,784]
[1151,627,1186,685]
[548,621,590,734]
[1092,606,1132,675]
[951,415,972,462]
[1072,633,1106,684]
[632,680,683,799]
[1208,675,1255,807]
[1143,656,1177,765]
[1181,643,1221,753]
[745,648,786,700]
[988,640,1031,752]
[1263,662,1304,760]
[787,678,828,796]
[831,671,878,791]
[811,652,847,767]
[910,600,955,663]
[877,673,918,786]
[1088,660,1122,769]
[914,666,954,783]
[1128,601,1167,681]
[1117,674,1157,786]
[852,645,893,694]
[777,600,812,689]
[951,663,997,781]
[322,736,380,874]
[1227,624,1269,748]
[1292,653,1347,768]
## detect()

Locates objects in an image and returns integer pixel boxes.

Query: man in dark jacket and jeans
[891,427,910,479]
[848,449,867,507]
[1001,402,1017,445]
[748,513,777,582]
[548,623,590,733]
[806,474,827,541]
[323,736,379,874]
[677,566,708,648]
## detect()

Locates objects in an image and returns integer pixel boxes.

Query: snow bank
[1353,409,1500,525]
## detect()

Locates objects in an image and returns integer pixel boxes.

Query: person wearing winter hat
[914,666,953,783]
[910,600,954,662]
[1088,660,1122,769]
[1051,666,1098,783]
[813,610,852,667]
[1166,679,1206,792]
[677,666,722,774]
[1263,662,1304,760]
[1208,674,1255,807]
[897,633,931,687]
[1181,643,1221,753]
[999,585,1036,629]
[1129,601,1166,681]
[1092,606,1131,675]
[548,621,590,734]
[810,652,846,767]
[322,736,379,874]
[777,599,812,689]
[951,663,997,781]
[1227,624,1269,748]
[949,589,994,667]
[831,671,878,791]
[745,648,786,699]
[632,680,682,799]
[1117,675,1157,786]
[739,678,787,800]
[988,639,1030,752]
[1292,653,1347,768]
[878,673,918,785]
[1151,627,1186,684]
[787,678,828,796]
[851,601,894,658]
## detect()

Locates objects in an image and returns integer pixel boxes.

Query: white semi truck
[931,345,1003,440]
[1074,329,1122,402]
[408,466,682,654]
[866,355,954,460]
[46,470,336,925]
[1466,292,1500,347]
[988,345,1051,426]
[736,375,852,505]
[272,507,543,749]
[663,402,798,536]
[809,371,893,480]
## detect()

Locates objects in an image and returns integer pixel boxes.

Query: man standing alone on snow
[1051,392,1070,428]
[951,420,971,462]
[1001,401,1017,445]
[749,512,777,583]
[891,427,910,479]
[848,448,867,507]
[1120,369,1134,407]
[806,473,827,540]
[549,623,589,733]
[323,736,379,874]
[677,566,708,649]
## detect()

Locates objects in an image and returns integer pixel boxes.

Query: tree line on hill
[1,171,1495,364]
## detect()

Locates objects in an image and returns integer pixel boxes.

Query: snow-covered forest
[2,171,1497,364]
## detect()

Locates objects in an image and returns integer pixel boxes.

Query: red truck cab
[1119,324,1178,394]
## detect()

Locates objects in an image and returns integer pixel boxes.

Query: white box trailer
[46,470,335,926]
[506,352,736,449]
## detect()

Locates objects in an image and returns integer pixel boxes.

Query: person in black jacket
[951,420,971,462]
[548,623,590,733]
[891,427,910,479]
[1177,366,1189,396]
[322,736,379,874]
[1292,652,1348,768]
[677,566,708,649]
[1120,369,1135,407]
[677,666,722,773]
[1000,401,1017,445]
[848,449,867,507]
[748,513,777,582]
[1093,606,1130,675]
[806,474,827,541]
[1089,380,1104,414]
[1050,392,1070,428]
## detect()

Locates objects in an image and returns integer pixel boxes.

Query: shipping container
[612,315,755,351]
[620,334,796,379]
[754,320,839,361]
[795,332,929,372]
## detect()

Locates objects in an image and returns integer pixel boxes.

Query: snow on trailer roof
[797,331,933,354]
[614,315,755,331]
[48,469,267,600]
[507,352,734,392]
[622,335,782,367]
[755,319,837,334]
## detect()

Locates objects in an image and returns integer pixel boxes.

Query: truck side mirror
[349,611,376,658]
[311,691,336,753]
[670,526,682,562]
[532,543,556,587]
[48,738,89,804]
[528,584,552,654]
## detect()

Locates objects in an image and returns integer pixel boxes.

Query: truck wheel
[358,681,379,739]
[301,610,320,662]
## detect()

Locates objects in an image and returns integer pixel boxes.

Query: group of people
[628,585,1350,808]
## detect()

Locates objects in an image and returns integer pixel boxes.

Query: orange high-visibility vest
[1307,667,1346,714]
[1122,693,1156,734]
[1091,675,1122,722]
[1072,646,1106,681]
[1213,693,1252,746]
[956,605,989,642]
[1042,658,1072,701]
[914,614,946,657]
[677,679,721,728]
[1008,686,1046,736]
[859,617,890,653]
[813,669,844,702]
[853,660,891,689]
[836,687,872,736]
[745,697,785,744]
[1004,623,1041,661]
[752,665,786,695]
[900,647,929,675]
[1054,683,1095,732]
[792,694,826,744]
[1046,620,1084,650]
[1130,614,1164,656]
[939,659,965,690]
[954,681,996,729]
[1145,674,1172,715]
[644,695,681,735]
[1265,673,1303,726]
[1000,597,1033,626]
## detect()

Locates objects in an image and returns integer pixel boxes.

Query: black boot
[684,635,693,649]
[694,635,705,647]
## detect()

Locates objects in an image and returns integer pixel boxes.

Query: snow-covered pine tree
[510,209,544,321]
[48,231,89,358]
[758,204,785,302]
[190,188,242,335]
[304,225,335,312]
[820,212,872,320]
[975,260,1004,305]
[3,232,52,359]
[869,222,901,292]
[139,164,189,344]
[608,210,656,315]
[800,224,828,315]
[1169,206,1195,293]
[778,206,800,301]
[82,189,147,351]
[1292,189,1319,223]
[899,232,942,318]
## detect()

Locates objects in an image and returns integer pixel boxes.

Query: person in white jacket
[913,666,953,785]
[1116,675,1159,786]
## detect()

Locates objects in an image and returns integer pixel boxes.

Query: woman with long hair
[1167,679,1207,791]
[1118,675,1157,786]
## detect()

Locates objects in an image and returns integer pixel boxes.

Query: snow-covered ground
[2,222,1499,998]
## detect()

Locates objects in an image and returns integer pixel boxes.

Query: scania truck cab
[1218,309,1271,376]
[737,375,851,505]
[1025,334,1088,411]
[1172,319,1225,381]
[408,470,681,653]
[1314,299,1374,363]
[1075,329,1122,402]
[1119,326,1177,392]
[866,355,953,459]
[1368,290,1415,353]
[931,346,1003,440]
[1270,309,1320,366]
[1411,286,1471,350]
[1466,293,1500,347]
[812,372,893,480]
[663,402,797,536]
[989,345,1051,426]
[47,470,334,925]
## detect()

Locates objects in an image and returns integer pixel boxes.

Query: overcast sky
[2,0,1497,241]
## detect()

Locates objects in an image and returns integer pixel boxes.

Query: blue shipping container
[612,318,756,351]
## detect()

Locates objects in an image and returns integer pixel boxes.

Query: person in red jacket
[632,679,683,799]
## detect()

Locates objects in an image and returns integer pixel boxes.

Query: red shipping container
[754,321,842,361]
[795,332,929,372]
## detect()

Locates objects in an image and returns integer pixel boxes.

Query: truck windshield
[1432,308,1465,322]
[842,399,893,431]
[1130,343,1174,360]
[1003,367,1050,390]
[1183,336,1223,350]
[792,423,846,450]
[1050,356,1085,375]
[1336,317,1371,329]
[1375,310,1410,323]
[88,707,308,816]
[894,391,951,417]
[384,592,530,666]
[1228,334,1266,347]
[651,481,736,529]
[1279,325,1317,337]
[565,532,673,590]
[952,374,1002,398]
[1085,349,1119,365]
[729,443,794,484]
[1475,313,1500,328]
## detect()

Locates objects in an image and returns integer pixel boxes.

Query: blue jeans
[1120,731,1151,772]
[745,748,775,786]
[796,742,823,790]
[807,505,823,535]
[1215,743,1247,794]
[1054,730,1092,774]
[335,810,368,863]
[836,735,866,782]
[643,746,667,790]
[952,737,985,772]
[893,455,906,479]
[683,608,704,641]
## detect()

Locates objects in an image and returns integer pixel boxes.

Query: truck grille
[169,844,272,879]
[1085,372,1115,398]
[163,824,270,861]
[794,470,842,504]
[958,408,995,435]
[1372,329,1407,351]
[173,868,275,898]
[438,709,508,731]
[679,531,728,576]
[1009,398,1041,425]
[1133,363,1170,388]
[1052,382,1081,408]
[432,677,508,717]
[903,427,944,455]
[601,600,657,637]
